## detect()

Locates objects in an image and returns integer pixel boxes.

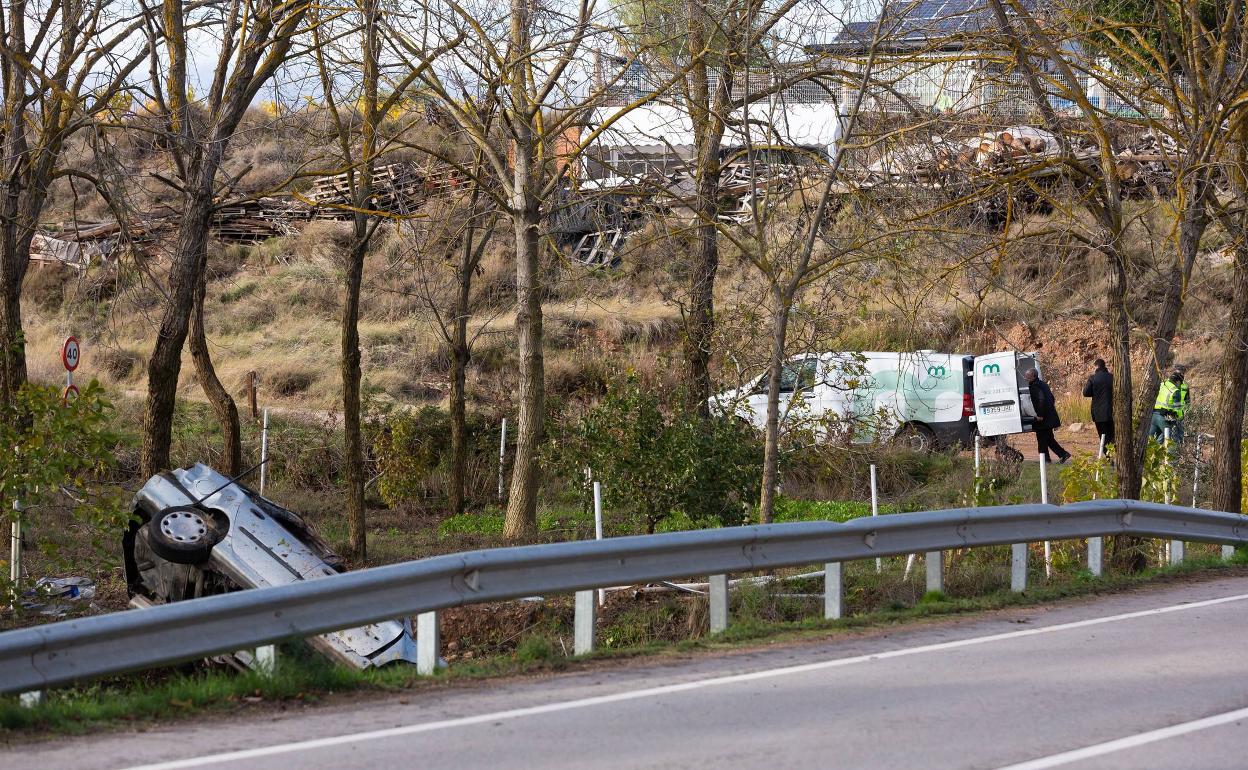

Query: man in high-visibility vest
[1149,367,1191,445]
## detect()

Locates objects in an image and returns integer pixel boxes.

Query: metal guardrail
[1,499,1245,695]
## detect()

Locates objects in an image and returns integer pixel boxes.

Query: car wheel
[896,423,936,452]
[146,506,220,564]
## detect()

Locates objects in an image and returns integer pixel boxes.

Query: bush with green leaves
[0,381,128,589]
[370,404,500,508]
[1060,440,1185,505]
[771,496,894,523]
[550,379,763,532]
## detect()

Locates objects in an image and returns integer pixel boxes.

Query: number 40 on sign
[61,336,80,404]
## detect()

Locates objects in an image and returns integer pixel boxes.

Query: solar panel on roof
[822,0,1048,51]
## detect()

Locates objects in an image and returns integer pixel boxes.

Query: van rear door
[972,352,1040,437]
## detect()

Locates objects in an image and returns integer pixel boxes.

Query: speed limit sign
[62,336,80,372]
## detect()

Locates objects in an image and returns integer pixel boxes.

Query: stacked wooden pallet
[212,197,313,243]
[307,162,465,214]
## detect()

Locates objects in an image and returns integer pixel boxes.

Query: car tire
[146,506,220,565]
[896,423,936,452]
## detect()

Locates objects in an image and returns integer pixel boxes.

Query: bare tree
[985,0,1239,505]
[307,0,451,556]
[393,165,498,517]
[0,0,148,405]
[618,0,826,412]
[386,0,655,538]
[1210,126,1248,513]
[137,0,310,477]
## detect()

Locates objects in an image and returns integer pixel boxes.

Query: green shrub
[771,497,891,523]
[438,512,505,537]
[549,378,762,533]
[1061,449,1115,503]
[514,635,555,663]
[1,381,128,591]
[371,404,500,508]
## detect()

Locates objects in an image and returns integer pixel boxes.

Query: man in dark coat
[1024,368,1071,464]
[1082,358,1114,450]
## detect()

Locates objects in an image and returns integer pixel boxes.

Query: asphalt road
[6,574,1248,770]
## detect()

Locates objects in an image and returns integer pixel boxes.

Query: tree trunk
[1209,241,1248,513]
[189,261,243,476]
[685,164,720,415]
[1129,176,1208,469]
[758,289,790,524]
[504,201,543,540]
[0,205,37,406]
[448,279,470,517]
[1105,242,1140,500]
[0,243,28,406]
[342,233,367,559]
[1105,239,1147,571]
[141,187,214,477]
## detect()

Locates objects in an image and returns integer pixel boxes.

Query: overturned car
[123,463,418,669]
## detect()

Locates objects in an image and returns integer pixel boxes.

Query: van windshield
[779,358,818,393]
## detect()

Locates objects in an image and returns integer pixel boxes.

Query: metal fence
[1,499,1244,696]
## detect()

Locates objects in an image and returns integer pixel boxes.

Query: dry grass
[15,184,1235,422]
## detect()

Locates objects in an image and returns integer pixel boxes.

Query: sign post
[8,501,20,608]
[61,336,80,404]
[12,337,80,606]
[498,418,508,501]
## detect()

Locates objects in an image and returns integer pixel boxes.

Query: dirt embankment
[996,318,1213,401]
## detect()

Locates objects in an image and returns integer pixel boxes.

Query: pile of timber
[1114,131,1178,195]
[864,126,1069,186]
[307,161,466,214]
[212,197,314,243]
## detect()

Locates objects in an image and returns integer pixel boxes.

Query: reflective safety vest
[1154,380,1190,419]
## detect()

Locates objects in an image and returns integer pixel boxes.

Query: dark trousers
[1034,427,1069,462]
[1094,420,1114,449]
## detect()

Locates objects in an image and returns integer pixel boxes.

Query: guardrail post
[1169,540,1185,566]
[1087,536,1103,577]
[926,551,943,594]
[824,562,843,620]
[1011,543,1027,593]
[255,644,276,675]
[574,590,596,655]
[417,611,440,675]
[709,574,729,633]
[1223,545,1236,561]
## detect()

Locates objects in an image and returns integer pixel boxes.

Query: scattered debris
[572,229,625,267]
[1114,130,1178,194]
[211,197,314,243]
[30,233,115,270]
[20,576,97,617]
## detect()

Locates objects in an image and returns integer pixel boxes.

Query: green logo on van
[982,363,1002,375]
[926,366,947,377]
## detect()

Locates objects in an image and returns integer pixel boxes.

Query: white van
[712,350,1040,450]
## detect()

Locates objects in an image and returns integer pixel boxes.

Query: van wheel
[896,424,936,452]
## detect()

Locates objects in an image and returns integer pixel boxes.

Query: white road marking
[119,591,1248,770]
[993,705,1248,769]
